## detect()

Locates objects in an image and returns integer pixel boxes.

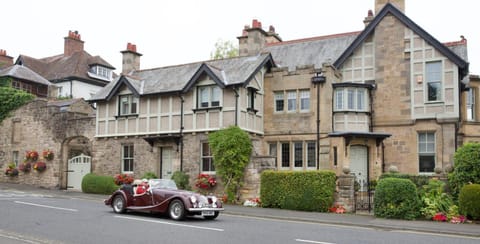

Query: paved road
[1,188,479,244]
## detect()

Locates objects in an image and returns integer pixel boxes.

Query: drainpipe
[234,87,239,126]
[179,94,184,171]
[311,72,326,170]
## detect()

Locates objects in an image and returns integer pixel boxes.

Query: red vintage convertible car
[104,179,224,220]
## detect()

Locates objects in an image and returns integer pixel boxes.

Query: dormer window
[197,85,221,108]
[119,94,138,116]
[88,65,112,81]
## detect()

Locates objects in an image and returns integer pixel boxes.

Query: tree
[210,39,238,60]
[208,126,252,202]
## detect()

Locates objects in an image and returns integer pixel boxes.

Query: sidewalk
[1,182,479,237]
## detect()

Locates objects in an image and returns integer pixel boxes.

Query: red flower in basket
[42,149,54,161]
[195,174,216,189]
[19,162,32,173]
[33,162,47,172]
[114,173,134,185]
[25,150,39,162]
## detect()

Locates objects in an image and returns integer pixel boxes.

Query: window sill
[115,114,139,119]
[425,101,444,105]
[193,106,223,113]
[247,108,258,114]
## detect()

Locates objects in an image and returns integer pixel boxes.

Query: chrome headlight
[190,196,197,204]
[210,196,218,208]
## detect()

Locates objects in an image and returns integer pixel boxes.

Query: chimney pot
[368,9,373,16]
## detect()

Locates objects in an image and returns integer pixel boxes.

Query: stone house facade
[2,0,479,203]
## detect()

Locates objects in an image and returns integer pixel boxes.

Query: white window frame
[300,89,310,112]
[306,141,316,169]
[426,61,442,102]
[334,88,367,112]
[122,145,134,173]
[197,85,221,108]
[119,94,138,116]
[280,142,290,169]
[293,141,303,169]
[467,88,475,121]
[287,90,297,112]
[201,142,215,173]
[418,132,435,174]
[274,91,284,112]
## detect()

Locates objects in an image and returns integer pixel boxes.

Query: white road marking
[295,239,336,244]
[114,215,224,232]
[0,232,43,244]
[14,201,78,212]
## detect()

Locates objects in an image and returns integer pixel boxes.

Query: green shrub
[81,173,118,195]
[171,171,191,190]
[374,178,421,220]
[260,170,336,212]
[420,179,453,219]
[448,143,480,199]
[458,184,480,220]
[141,171,158,179]
[379,173,430,189]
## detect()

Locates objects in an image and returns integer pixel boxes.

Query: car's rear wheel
[168,199,186,220]
[112,195,126,213]
[204,211,219,220]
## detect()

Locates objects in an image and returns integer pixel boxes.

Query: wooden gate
[67,154,91,191]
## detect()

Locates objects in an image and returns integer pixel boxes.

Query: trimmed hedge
[459,184,480,220]
[172,171,191,190]
[260,170,336,212]
[374,178,421,220]
[81,173,119,195]
[379,173,430,189]
[449,143,480,199]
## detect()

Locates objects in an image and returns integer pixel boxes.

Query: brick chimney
[237,19,282,56]
[375,0,405,14]
[64,30,84,56]
[121,42,142,75]
[0,49,14,68]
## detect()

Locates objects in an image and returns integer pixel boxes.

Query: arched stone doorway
[60,136,92,189]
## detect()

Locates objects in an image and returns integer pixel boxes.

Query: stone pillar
[335,175,355,212]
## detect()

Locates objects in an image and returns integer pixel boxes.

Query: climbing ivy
[208,125,252,203]
[0,77,35,123]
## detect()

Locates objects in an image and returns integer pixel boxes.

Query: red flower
[195,174,216,189]
[42,149,54,161]
[114,173,134,185]
[25,150,39,161]
[433,213,447,222]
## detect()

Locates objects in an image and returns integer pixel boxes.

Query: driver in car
[136,179,149,195]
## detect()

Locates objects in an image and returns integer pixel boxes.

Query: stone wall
[0,98,95,189]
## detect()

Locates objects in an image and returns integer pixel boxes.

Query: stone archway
[60,136,92,189]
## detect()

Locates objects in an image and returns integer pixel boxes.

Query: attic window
[88,65,112,81]
[119,94,138,116]
[197,85,221,108]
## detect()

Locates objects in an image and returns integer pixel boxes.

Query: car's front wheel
[112,195,126,214]
[168,199,186,220]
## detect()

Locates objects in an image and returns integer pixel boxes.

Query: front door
[350,145,368,192]
[160,147,173,179]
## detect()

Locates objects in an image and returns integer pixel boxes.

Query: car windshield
[148,179,178,190]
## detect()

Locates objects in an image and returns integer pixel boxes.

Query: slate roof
[16,50,115,86]
[0,64,52,86]
[89,53,274,102]
[264,32,360,72]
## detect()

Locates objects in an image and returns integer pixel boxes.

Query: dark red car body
[104,179,223,220]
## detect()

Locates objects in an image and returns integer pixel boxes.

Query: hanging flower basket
[42,149,54,161]
[5,163,19,177]
[114,173,134,185]
[19,162,32,173]
[195,173,217,190]
[25,150,39,162]
[33,162,47,172]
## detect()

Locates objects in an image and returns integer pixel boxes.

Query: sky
[2,0,478,74]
